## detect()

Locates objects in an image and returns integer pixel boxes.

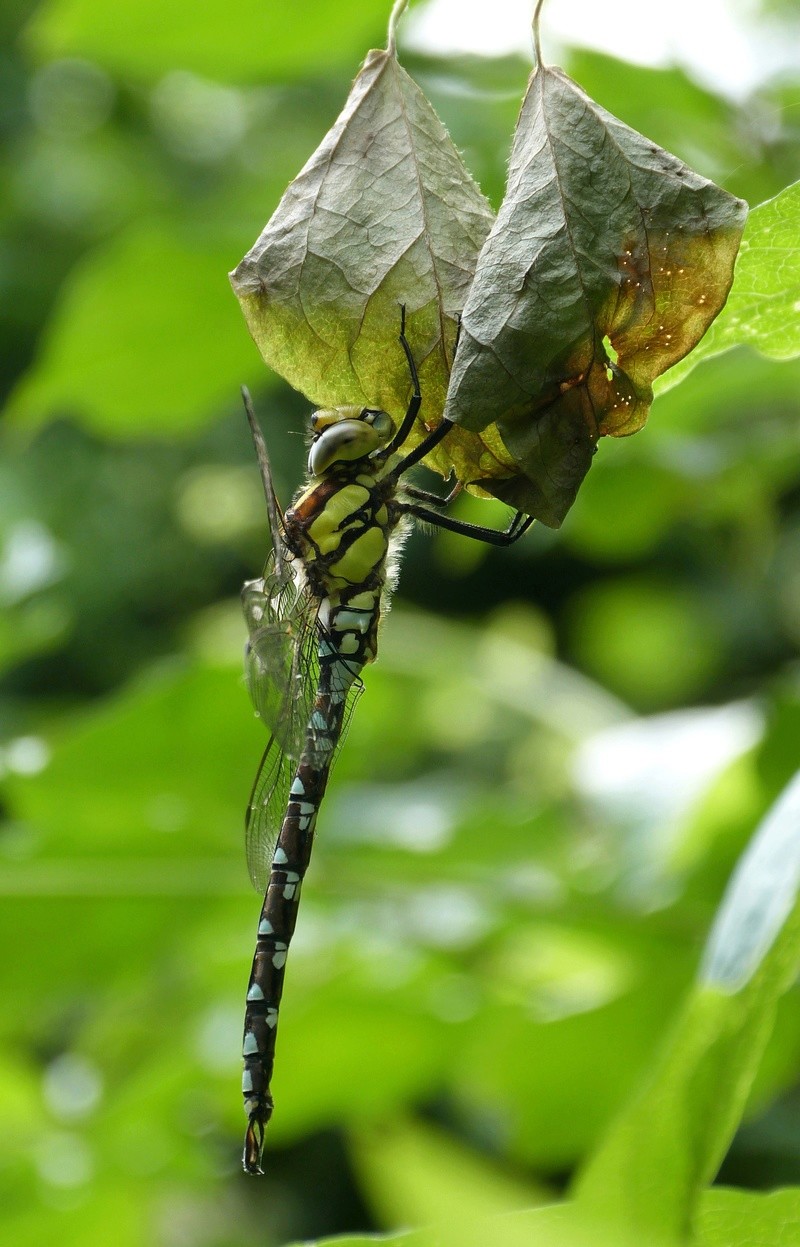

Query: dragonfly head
[307,406,394,477]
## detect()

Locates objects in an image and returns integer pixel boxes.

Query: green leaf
[25,0,394,83]
[6,658,254,856]
[658,181,800,393]
[574,770,800,1241]
[350,1117,547,1227]
[447,924,695,1170]
[285,1204,667,1247]
[266,990,447,1144]
[6,223,261,434]
[286,1193,800,1247]
[444,62,747,526]
[701,770,800,992]
[230,48,518,491]
[694,1187,800,1247]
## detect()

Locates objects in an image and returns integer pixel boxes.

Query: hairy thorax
[283,455,406,664]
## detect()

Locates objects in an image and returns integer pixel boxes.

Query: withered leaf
[444,63,748,527]
[657,178,800,393]
[230,48,517,491]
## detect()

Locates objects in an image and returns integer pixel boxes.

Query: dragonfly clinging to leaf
[240,309,533,1174]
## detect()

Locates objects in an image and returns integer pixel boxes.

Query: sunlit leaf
[445,62,747,526]
[575,769,800,1241]
[230,48,518,490]
[658,180,800,392]
[701,770,800,992]
[695,1187,800,1247]
[286,1203,662,1247]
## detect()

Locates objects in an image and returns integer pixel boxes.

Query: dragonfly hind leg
[384,316,534,545]
[400,501,534,547]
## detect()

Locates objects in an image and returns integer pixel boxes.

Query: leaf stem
[387,0,409,55]
[532,0,546,70]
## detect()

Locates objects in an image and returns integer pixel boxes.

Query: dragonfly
[240,309,533,1174]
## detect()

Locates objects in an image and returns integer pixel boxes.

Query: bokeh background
[2,0,800,1243]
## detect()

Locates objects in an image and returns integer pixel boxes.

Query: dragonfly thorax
[283,404,408,673]
[307,406,393,477]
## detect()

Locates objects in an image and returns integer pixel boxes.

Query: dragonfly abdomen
[241,768,318,1173]
[241,637,365,1174]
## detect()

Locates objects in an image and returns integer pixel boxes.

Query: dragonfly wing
[243,565,323,892]
[245,734,297,892]
[328,674,364,770]
[243,561,319,761]
[244,673,364,893]
[241,399,315,759]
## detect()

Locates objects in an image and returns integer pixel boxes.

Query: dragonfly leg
[403,483,457,506]
[389,417,454,479]
[400,502,534,547]
[379,305,422,458]
[377,305,462,475]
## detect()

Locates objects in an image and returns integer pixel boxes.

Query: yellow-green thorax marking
[283,406,404,665]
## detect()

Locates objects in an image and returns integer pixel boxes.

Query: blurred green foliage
[2,2,800,1245]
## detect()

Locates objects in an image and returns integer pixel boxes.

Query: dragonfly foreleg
[378,305,422,459]
[389,417,454,480]
[379,307,461,477]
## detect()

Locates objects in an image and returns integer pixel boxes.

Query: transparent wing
[241,388,316,760]
[334,671,365,765]
[243,551,322,890]
[244,669,365,892]
[241,392,332,890]
[243,560,319,763]
[243,567,320,892]
[245,734,297,892]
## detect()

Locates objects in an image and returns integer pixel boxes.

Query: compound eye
[310,405,361,433]
[308,419,383,476]
[360,409,393,443]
